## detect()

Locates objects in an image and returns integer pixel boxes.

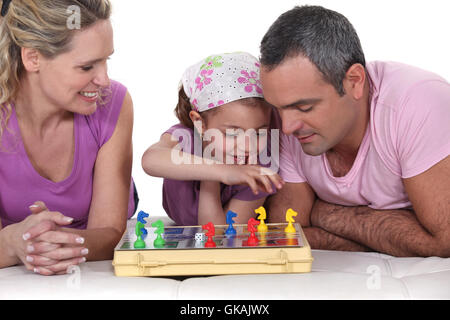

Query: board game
[112,208,313,277]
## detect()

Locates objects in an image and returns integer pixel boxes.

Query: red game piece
[202,222,216,248]
[247,218,260,246]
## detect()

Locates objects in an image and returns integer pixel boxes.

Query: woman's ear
[21,47,41,72]
[189,110,205,136]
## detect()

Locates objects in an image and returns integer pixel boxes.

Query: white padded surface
[1,249,449,299]
[0,260,180,300]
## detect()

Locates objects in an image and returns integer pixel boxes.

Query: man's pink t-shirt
[279,61,450,210]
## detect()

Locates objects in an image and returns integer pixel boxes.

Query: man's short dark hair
[260,5,366,96]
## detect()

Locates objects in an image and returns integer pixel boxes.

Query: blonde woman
[0,0,136,275]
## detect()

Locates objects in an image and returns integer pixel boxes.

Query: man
[260,5,450,257]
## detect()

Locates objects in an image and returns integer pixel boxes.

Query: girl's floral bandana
[181,52,264,112]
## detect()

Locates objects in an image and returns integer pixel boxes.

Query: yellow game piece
[254,206,268,233]
[284,208,298,233]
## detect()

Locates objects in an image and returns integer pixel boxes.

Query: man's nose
[281,111,304,135]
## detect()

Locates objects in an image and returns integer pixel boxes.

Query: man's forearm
[303,226,372,252]
[311,200,445,257]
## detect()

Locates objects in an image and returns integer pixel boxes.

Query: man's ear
[189,110,205,136]
[21,47,41,72]
[343,63,366,100]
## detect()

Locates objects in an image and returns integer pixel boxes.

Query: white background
[107,0,449,217]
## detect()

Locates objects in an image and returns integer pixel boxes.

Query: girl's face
[36,19,114,115]
[201,100,271,165]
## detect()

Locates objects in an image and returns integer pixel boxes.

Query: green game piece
[152,220,164,234]
[134,221,146,249]
[153,241,164,249]
[152,220,165,246]
[135,221,144,237]
[134,237,146,249]
[153,235,165,247]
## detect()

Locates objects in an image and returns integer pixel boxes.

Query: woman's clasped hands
[10,201,89,275]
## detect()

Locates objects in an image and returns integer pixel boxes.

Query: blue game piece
[137,210,149,239]
[141,227,148,239]
[225,210,237,236]
[137,210,149,224]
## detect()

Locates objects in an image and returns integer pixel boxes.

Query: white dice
[195,233,206,241]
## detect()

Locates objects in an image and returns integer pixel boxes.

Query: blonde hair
[0,0,111,141]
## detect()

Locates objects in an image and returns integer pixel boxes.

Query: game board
[113,216,313,277]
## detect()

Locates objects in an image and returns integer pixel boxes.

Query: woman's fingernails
[33,268,39,274]
[76,237,85,244]
[27,245,34,253]
[79,257,86,264]
[22,233,31,241]
[29,204,39,209]
[26,256,33,262]
[81,248,89,255]
[63,217,74,223]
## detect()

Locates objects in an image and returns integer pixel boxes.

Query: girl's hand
[219,165,285,195]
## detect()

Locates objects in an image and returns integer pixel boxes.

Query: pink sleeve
[396,80,450,178]
[278,132,307,183]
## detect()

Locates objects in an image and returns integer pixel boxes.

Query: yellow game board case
[112,221,313,277]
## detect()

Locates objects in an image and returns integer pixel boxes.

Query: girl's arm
[142,133,223,181]
[142,134,284,194]
[197,180,267,225]
[197,181,224,225]
[224,197,267,224]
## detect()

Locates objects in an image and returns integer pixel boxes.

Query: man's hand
[265,182,372,251]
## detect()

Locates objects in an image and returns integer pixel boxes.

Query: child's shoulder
[163,123,196,154]
[164,123,193,136]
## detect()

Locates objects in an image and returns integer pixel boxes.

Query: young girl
[142,52,284,225]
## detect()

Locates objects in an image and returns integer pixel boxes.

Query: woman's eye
[81,66,93,71]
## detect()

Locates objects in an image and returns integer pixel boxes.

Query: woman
[0,0,136,275]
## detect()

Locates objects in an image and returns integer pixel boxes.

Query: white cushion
[1,249,449,299]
